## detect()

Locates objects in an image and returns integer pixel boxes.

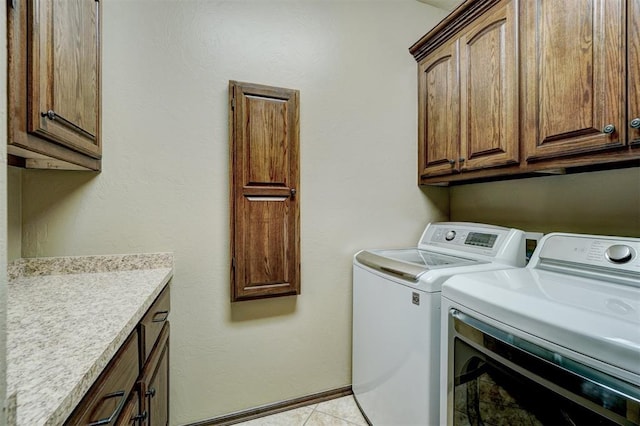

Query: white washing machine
[440,232,640,425]
[352,222,526,426]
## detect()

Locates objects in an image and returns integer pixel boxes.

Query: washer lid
[356,248,481,281]
[443,268,640,383]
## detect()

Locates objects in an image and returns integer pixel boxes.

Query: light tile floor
[235,395,368,426]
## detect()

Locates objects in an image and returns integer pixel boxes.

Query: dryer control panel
[532,233,640,276]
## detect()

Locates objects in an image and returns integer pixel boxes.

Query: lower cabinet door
[116,388,144,426]
[65,332,139,425]
[142,323,170,426]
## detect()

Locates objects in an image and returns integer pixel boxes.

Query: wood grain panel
[230,81,300,301]
[7,0,101,170]
[522,0,625,161]
[629,0,640,145]
[139,285,170,365]
[141,323,170,426]
[245,95,289,186]
[244,198,289,288]
[459,0,518,171]
[64,332,139,425]
[53,0,98,135]
[115,388,141,426]
[418,40,459,178]
[29,0,101,158]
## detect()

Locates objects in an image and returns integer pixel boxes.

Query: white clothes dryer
[352,222,526,425]
[440,232,640,426]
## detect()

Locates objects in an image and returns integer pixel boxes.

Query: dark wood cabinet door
[142,324,169,426]
[459,0,518,171]
[29,0,101,158]
[115,388,142,426]
[229,81,301,302]
[522,0,625,162]
[64,332,139,425]
[629,0,640,145]
[418,41,460,178]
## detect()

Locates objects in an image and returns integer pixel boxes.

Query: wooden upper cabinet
[8,0,101,170]
[416,0,518,181]
[418,41,460,178]
[411,0,638,185]
[629,0,640,145]
[521,0,625,162]
[229,81,301,302]
[459,0,518,172]
[31,0,100,156]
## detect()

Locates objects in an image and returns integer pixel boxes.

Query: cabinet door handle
[152,310,169,323]
[602,124,616,134]
[87,391,127,426]
[132,410,148,422]
[146,387,156,398]
[40,110,96,139]
[448,159,455,165]
[459,158,465,163]
[630,118,640,129]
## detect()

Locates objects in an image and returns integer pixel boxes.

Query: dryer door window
[445,310,640,426]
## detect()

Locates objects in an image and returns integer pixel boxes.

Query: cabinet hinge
[9,0,16,9]
[232,257,236,269]
[231,98,235,110]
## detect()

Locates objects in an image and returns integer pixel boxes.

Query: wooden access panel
[229,81,300,302]
[629,0,640,145]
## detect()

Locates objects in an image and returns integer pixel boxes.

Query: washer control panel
[426,226,500,250]
[418,222,525,266]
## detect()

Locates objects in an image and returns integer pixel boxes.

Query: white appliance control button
[445,231,456,241]
[605,245,634,264]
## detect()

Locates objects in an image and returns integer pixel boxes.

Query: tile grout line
[308,404,367,426]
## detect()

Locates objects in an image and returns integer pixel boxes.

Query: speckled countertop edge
[8,252,174,280]
[7,253,174,426]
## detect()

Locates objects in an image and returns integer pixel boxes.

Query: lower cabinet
[65,285,170,426]
[141,325,169,426]
[116,387,143,426]
[64,332,139,425]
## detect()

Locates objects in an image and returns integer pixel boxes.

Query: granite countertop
[7,253,174,426]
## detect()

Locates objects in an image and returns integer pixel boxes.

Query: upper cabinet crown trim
[410,0,501,62]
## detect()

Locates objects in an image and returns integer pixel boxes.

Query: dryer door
[445,309,640,426]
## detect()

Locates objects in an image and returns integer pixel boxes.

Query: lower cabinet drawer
[139,285,170,364]
[65,331,139,425]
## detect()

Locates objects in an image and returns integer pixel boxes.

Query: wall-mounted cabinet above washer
[410,0,640,186]
[7,0,102,171]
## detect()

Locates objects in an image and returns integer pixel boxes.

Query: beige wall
[7,168,20,263]
[17,1,448,424]
[1,0,8,422]
[450,168,640,237]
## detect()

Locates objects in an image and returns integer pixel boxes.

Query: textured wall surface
[7,168,20,263]
[1,1,8,422]
[451,168,640,237]
[18,1,448,424]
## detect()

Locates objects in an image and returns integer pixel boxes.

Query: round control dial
[445,231,456,241]
[605,245,635,264]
